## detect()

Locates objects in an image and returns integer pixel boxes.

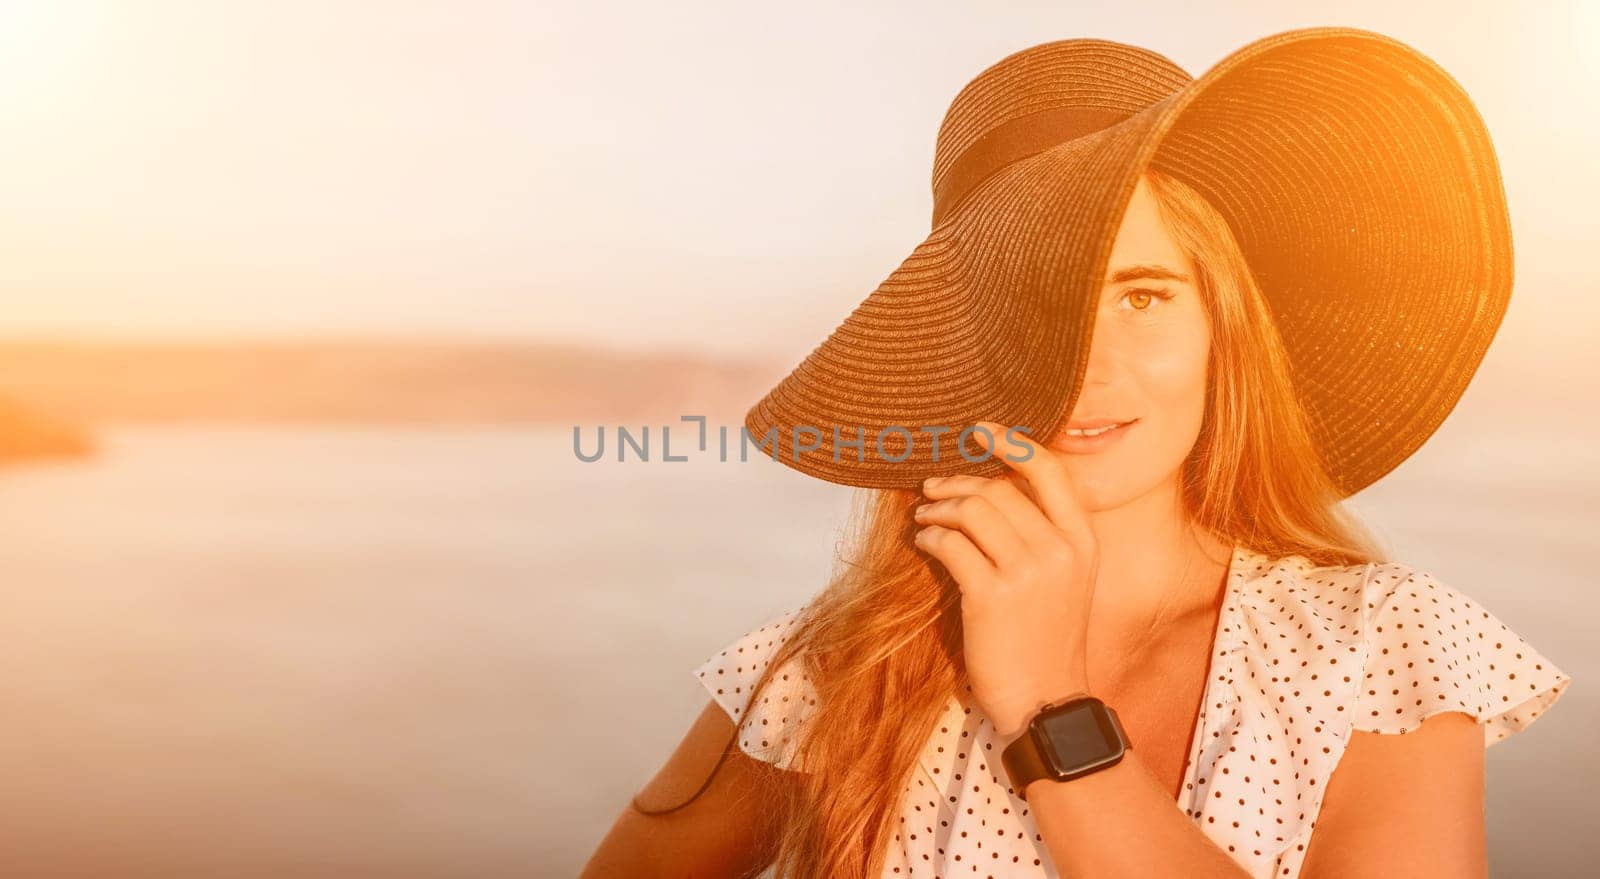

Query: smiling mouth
[1049,418,1139,453]
[1063,420,1133,437]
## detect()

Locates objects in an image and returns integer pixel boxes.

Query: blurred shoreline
[0,392,96,464]
[0,333,1590,465]
[0,337,788,432]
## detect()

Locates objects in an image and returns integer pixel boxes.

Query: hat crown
[930,39,1192,225]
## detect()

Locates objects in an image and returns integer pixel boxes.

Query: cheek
[1129,327,1210,418]
[1066,320,1209,508]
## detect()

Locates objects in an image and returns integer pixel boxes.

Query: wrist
[997,691,1132,803]
[993,678,1093,745]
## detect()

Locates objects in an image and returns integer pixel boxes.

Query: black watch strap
[1002,696,1130,801]
[1001,723,1056,799]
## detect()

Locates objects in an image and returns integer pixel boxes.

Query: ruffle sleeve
[693,606,819,772]
[1354,563,1572,746]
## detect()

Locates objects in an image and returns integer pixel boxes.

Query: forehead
[1104,178,1192,285]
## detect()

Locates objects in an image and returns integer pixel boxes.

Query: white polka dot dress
[693,544,1572,878]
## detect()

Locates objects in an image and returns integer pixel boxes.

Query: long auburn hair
[636,167,1390,877]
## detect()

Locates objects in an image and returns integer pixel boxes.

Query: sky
[0,0,1596,364]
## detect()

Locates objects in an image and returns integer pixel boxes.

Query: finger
[974,468,1046,515]
[971,421,1094,547]
[914,493,1028,569]
[912,524,995,593]
[920,474,1060,552]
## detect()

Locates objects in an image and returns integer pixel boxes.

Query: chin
[1061,457,1168,512]
[1056,465,1120,511]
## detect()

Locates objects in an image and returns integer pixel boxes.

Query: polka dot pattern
[694,609,818,773]
[693,544,1571,878]
[1350,564,1569,744]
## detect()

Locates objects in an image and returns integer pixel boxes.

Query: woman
[583,28,1571,879]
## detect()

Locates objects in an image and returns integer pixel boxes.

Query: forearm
[1023,748,1251,878]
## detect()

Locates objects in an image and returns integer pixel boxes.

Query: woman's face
[1046,176,1211,510]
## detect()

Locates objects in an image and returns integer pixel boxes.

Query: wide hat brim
[744,26,1513,494]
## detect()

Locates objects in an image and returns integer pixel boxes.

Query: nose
[1079,329,1119,388]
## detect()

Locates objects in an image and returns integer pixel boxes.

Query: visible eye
[1117,287,1175,313]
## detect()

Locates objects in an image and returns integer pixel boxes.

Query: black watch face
[1036,700,1123,774]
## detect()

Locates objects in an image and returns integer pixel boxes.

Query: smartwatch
[1001,693,1131,801]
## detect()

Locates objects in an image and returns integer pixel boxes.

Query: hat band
[932,105,1130,227]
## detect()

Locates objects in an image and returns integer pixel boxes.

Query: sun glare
[0,1,103,117]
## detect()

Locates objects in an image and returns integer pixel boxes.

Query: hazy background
[0,1,1595,876]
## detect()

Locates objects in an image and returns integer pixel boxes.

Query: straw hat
[743,26,1512,493]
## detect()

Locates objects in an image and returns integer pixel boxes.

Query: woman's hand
[912,421,1101,743]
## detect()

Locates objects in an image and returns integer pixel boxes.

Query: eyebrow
[1104,264,1192,285]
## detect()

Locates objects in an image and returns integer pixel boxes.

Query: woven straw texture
[744,27,1511,495]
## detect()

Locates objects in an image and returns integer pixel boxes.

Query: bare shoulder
[580,698,800,879]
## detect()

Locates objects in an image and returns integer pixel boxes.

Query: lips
[1050,418,1138,454]
[1063,416,1137,431]
[1063,419,1133,437]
